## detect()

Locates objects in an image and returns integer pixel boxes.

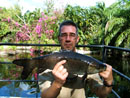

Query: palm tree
[88,2,109,45]
[89,1,130,48]
[104,1,130,48]
[63,1,130,48]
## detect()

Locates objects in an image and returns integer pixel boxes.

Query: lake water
[0,50,130,98]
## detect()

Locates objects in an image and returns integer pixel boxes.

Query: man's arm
[41,60,68,98]
[99,64,113,86]
[88,64,113,98]
[98,64,113,97]
[93,85,112,98]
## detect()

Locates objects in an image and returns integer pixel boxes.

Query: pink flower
[53,16,57,19]
[1,19,7,21]
[49,30,54,33]
[42,17,46,21]
[40,50,44,53]
[32,73,38,80]
[41,12,44,16]
[7,18,11,22]
[34,73,38,80]
[15,73,19,77]
[30,52,35,57]
[44,23,47,27]
[45,30,49,33]
[15,22,19,27]
[30,48,35,53]
[38,18,42,23]
[16,31,30,41]
[36,25,42,35]
[45,16,48,20]
[21,24,27,29]
[30,48,35,57]
[40,54,43,56]
[16,37,19,42]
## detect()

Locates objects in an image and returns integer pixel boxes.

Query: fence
[0,43,130,98]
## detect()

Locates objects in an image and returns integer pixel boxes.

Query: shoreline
[0,46,100,57]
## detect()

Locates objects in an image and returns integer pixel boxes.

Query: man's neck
[61,48,76,52]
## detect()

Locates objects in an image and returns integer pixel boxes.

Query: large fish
[13,50,106,79]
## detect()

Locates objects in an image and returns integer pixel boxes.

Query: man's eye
[61,33,67,37]
[70,33,76,37]
[60,33,76,38]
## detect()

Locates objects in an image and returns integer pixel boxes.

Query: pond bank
[0,46,100,57]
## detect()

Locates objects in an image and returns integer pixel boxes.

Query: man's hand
[52,60,68,88]
[99,64,113,86]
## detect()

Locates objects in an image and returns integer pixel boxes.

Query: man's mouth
[65,44,72,47]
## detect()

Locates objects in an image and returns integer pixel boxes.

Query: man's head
[58,20,79,51]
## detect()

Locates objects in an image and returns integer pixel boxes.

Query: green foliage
[0,4,23,42]
[24,9,41,25]
[63,1,130,48]
[104,1,130,47]
[105,17,126,45]
[0,1,62,50]
[116,29,130,47]
[0,22,9,37]
[0,0,130,49]
[63,5,91,45]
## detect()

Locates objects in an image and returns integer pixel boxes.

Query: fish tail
[13,58,37,79]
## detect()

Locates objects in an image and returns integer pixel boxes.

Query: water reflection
[0,52,41,97]
[0,81,40,97]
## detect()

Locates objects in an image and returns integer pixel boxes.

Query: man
[40,20,113,98]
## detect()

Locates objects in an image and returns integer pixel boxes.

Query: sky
[0,0,118,14]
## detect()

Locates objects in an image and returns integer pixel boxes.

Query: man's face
[58,25,79,51]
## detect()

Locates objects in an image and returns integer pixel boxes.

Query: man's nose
[66,35,71,40]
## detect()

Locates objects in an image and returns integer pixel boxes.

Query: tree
[104,1,130,48]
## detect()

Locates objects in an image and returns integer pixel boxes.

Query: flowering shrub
[29,11,60,52]
[34,12,56,39]
[0,5,62,52]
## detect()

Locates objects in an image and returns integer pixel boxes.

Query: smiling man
[40,20,113,98]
